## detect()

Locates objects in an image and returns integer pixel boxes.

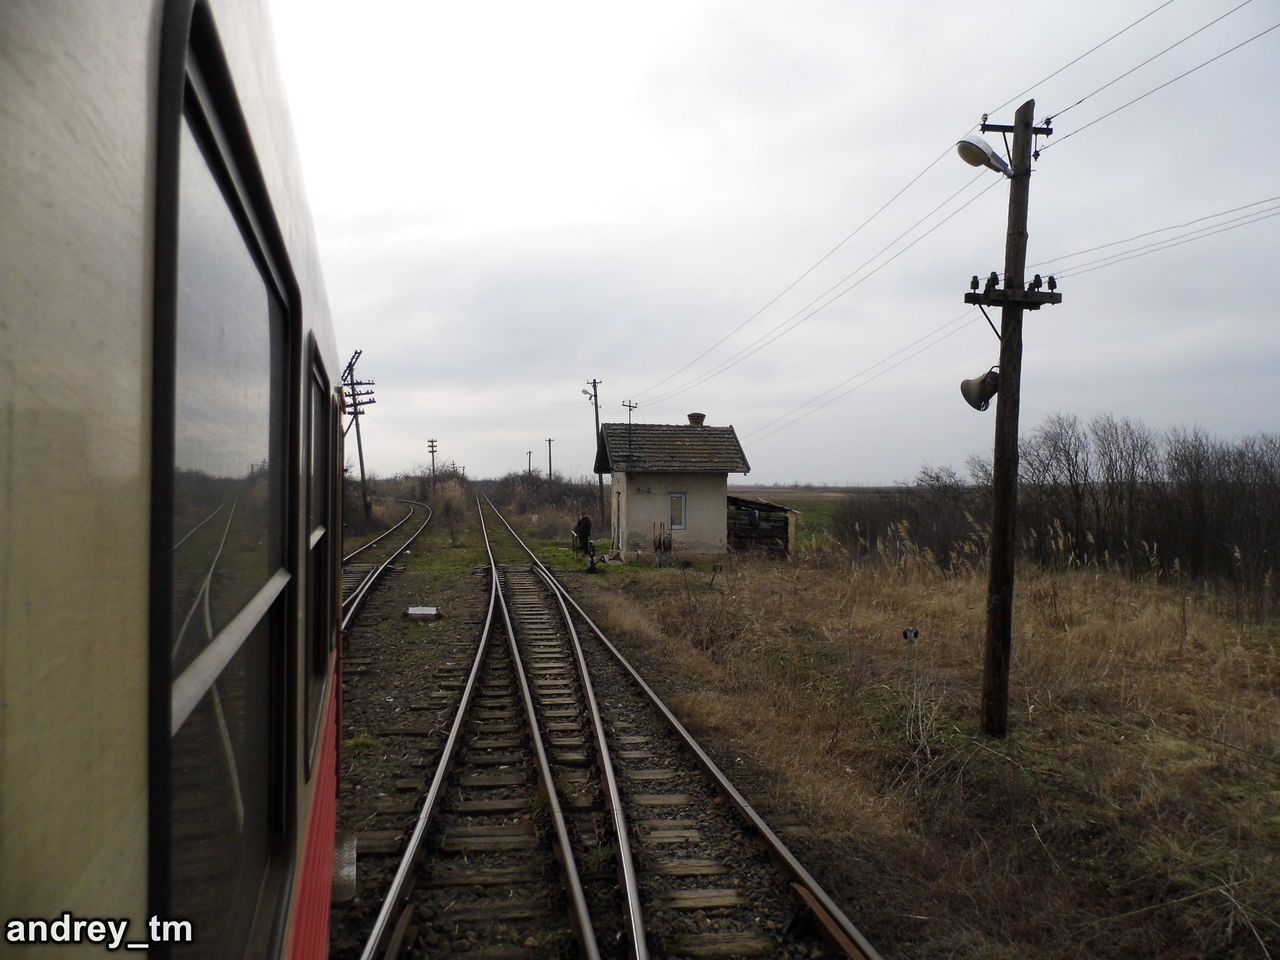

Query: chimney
[687,412,706,426]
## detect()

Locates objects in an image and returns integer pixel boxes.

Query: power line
[1054,206,1280,278]
[987,0,1183,117]
[1046,0,1257,123]
[632,142,956,402]
[633,1,1194,407]
[744,205,1280,449]
[1041,202,1280,275]
[748,318,979,446]
[742,310,977,440]
[1044,20,1280,151]
[1001,193,1280,279]
[643,175,1000,408]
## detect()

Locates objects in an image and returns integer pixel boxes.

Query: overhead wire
[745,197,1280,449]
[997,193,1280,280]
[638,1,1274,445]
[747,317,980,446]
[1044,0,1256,123]
[631,142,956,402]
[632,0,1198,408]
[1039,201,1280,275]
[986,0,1183,117]
[742,310,978,441]
[1043,20,1280,151]
[1052,206,1280,278]
[642,175,1000,408]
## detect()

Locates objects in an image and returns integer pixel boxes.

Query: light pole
[583,381,605,530]
[957,100,1061,738]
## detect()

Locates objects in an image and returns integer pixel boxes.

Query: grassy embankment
[569,489,1279,960]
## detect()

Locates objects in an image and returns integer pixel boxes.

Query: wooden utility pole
[587,379,605,529]
[623,400,637,461]
[428,438,438,491]
[341,350,376,520]
[546,438,554,480]
[963,100,1060,737]
[526,450,532,476]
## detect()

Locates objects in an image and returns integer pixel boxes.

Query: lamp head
[960,367,1000,411]
[956,135,1012,177]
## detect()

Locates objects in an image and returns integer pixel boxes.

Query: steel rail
[172,495,229,550]
[535,564,648,960]
[485,504,602,960]
[341,501,432,631]
[342,499,416,563]
[484,496,885,960]
[355,497,489,960]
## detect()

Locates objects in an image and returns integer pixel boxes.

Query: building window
[669,493,687,530]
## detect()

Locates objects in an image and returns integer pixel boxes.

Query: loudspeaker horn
[960,367,999,411]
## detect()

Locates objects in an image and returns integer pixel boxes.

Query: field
[570,486,1280,959]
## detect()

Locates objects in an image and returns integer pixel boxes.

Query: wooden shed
[726,495,798,558]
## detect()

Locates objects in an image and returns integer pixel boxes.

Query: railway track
[347,497,882,960]
[342,500,433,629]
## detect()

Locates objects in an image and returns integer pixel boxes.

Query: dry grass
[573,546,1280,959]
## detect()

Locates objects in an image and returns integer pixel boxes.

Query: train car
[1,2,342,957]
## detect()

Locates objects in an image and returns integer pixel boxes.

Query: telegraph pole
[428,438,438,491]
[546,438,554,480]
[341,350,376,520]
[587,379,605,529]
[623,400,637,461]
[962,100,1061,737]
[526,450,532,476]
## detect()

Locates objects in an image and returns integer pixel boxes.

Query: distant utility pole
[526,450,532,476]
[961,100,1061,738]
[546,438,554,480]
[341,350,376,520]
[586,379,605,529]
[623,400,638,461]
[428,438,438,491]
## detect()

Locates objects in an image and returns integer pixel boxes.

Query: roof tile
[595,422,750,474]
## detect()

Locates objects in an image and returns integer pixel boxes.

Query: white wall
[613,470,728,560]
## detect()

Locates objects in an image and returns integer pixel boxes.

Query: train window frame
[150,4,303,958]
[303,346,334,775]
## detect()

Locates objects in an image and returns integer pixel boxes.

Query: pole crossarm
[964,289,1062,310]
[981,122,1053,136]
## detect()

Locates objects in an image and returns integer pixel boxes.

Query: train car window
[304,363,332,761]
[170,114,286,676]
[166,98,287,959]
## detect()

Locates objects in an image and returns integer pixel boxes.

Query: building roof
[595,421,750,474]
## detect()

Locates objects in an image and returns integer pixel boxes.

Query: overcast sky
[268,0,1279,485]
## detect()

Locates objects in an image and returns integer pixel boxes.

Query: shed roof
[595,422,750,474]
[727,495,799,514]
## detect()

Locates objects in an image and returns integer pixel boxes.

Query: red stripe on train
[289,678,338,960]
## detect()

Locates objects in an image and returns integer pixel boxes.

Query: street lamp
[956,133,1012,177]
[957,100,1061,738]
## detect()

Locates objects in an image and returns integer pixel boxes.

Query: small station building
[595,412,750,561]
